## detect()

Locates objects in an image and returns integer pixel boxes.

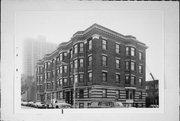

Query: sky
[15,10,164,81]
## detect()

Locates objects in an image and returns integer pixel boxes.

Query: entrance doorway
[65,90,73,105]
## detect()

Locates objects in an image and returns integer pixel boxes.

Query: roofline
[72,23,139,41]
[37,23,148,62]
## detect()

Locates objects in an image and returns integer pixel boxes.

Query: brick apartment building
[35,24,148,108]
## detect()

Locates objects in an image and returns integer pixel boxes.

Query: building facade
[35,24,148,108]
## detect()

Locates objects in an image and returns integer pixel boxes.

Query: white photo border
[1,1,179,121]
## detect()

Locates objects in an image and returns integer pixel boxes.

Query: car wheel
[56,106,59,108]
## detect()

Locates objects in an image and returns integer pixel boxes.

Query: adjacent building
[35,24,148,108]
[21,36,57,102]
[145,80,159,107]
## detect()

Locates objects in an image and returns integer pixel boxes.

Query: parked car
[150,105,159,108]
[21,101,28,106]
[88,101,125,108]
[46,103,54,109]
[113,101,125,108]
[27,101,35,107]
[53,101,72,109]
[34,102,46,108]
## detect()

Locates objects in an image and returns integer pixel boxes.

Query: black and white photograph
[1,1,179,121]
[18,9,163,109]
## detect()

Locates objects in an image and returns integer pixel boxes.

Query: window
[45,62,51,69]
[56,56,60,63]
[74,44,78,54]
[102,40,107,50]
[139,52,143,60]
[57,68,60,75]
[37,94,40,100]
[45,63,47,69]
[139,91,142,99]
[56,80,59,88]
[60,53,63,61]
[37,67,40,73]
[70,63,73,72]
[139,78,143,86]
[102,72,107,82]
[52,82,54,89]
[39,85,43,90]
[69,49,73,58]
[47,93,51,100]
[145,86,149,90]
[131,62,136,71]
[74,75,78,84]
[139,65,143,74]
[44,73,46,79]
[52,71,55,77]
[88,55,92,67]
[126,47,129,56]
[39,76,42,83]
[79,43,84,53]
[131,48,135,56]
[59,79,63,86]
[41,67,43,72]
[37,67,39,73]
[155,84,158,89]
[79,89,84,98]
[70,77,73,85]
[103,89,107,98]
[88,72,92,82]
[116,44,120,53]
[48,62,51,68]
[74,59,78,69]
[131,76,136,85]
[52,59,55,66]
[116,74,121,83]
[88,39,92,50]
[59,66,62,74]
[116,59,120,69]
[116,90,120,99]
[47,72,51,79]
[63,66,67,73]
[79,73,84,83]
[125,61,129,70]
[102,55,107,66]
[46,83,51,89]
[125,76,130,84]
[63,52,67,59]
[79,58,84,68]
[59,91,63,99]
[63,78,68,86]
[87,89,90,98]
[36,85,39,91]
[79,103,84,108]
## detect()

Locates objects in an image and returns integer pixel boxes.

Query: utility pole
[73,79,76,108]
[73,75,78,108]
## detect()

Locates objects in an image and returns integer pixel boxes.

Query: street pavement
[21,105,37,109]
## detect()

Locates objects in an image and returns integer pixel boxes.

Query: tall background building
[21,36,57,102]
[22,36,57,77]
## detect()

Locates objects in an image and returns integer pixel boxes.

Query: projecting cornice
[57,23,147,49]
[72,23,138,42]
